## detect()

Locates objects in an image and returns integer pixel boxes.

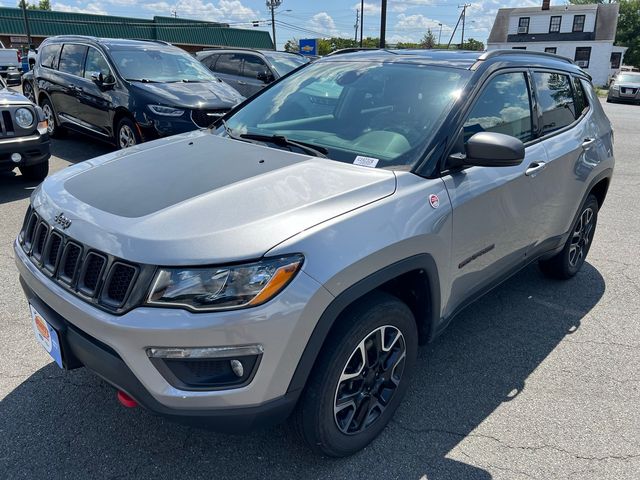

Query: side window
[463,72,534,143]
[201,54,219,70]
[84,48,112,80]
[533,72,576,135]
[572,76,589,118]
[39,44,61,69]
[214,54,242,75]
[241,54,269,79]
[58,44,88,77]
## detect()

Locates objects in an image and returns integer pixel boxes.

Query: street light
[266,0,282,50]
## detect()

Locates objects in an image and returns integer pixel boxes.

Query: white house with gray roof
[487,1,626,86]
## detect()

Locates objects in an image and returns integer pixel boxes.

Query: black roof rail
[477,49,574,65]
[326,47,384,56]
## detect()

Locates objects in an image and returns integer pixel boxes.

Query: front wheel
[22,82,35,104]
[539,194,599,279]
[293,292,418,457]
[40,97,64,138]
[116,117,141,149]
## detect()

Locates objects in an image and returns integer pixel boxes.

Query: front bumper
[607,89,640,103]
[0,132,50,170]
[21,278,297,431]
[15,240,332,425]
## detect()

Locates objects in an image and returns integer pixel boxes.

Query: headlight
[147,105,185,117]
[612,84,620,90]
[147,255,304,311]
[15,108,34,128]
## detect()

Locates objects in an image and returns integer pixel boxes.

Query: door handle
[525,161,547,176]
[237,81,247,85]
[582,137,596,150]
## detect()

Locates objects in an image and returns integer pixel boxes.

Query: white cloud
[142,0,257,22]
[52,2,107,14]
[351,2,381,15]
[308,12,340,37]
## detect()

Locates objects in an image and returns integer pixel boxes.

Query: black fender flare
[286,253,441,394]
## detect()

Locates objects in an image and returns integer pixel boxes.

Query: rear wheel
[539,194,599,279]
[116,117,140,149]
[19,161,49,182]
[293,292,418,457]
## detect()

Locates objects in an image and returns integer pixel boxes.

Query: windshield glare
[224,61,469,167]
[262,52,308,76]
[616,73,640,84]
[111,47,217,83]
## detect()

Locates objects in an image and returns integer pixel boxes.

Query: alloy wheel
[23,84,35,103]
[569,207,594,267]
[333,325,406,435]
[119,124,137,148]
[42,104,55,135]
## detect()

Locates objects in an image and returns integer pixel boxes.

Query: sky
[14,0,546,49]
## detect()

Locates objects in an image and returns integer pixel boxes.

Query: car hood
[0,87,32,105]
[130,80,244,109]
[31,131,396,265]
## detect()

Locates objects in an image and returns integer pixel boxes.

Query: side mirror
[256,70,274,84]
[452,132,525,168]
[91,72,116,88]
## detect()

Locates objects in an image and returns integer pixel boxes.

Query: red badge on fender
[429,194,440,209]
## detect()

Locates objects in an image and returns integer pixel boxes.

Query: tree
[420,29,437,49]
[462,38,485,51]
[18,0,51,9]
[616,0,640,67]
[284,38,299,53]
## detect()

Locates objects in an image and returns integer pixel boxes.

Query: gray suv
[15,50,614,457]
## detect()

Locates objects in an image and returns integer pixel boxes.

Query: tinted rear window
[39,44,61,69]
[58,44,88,77]
[533,72,576,135]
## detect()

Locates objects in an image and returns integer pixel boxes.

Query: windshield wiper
[125,78,159,83]
[239,133,328,158]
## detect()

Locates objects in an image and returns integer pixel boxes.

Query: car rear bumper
[0,133,50,170]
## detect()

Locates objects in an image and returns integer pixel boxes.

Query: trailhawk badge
[429,194,440,209]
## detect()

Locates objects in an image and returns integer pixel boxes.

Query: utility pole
[359,0,364,47]
[459,4,470,49]
[266,0,282,51]
[354,9,359,42]
[447,5,469,49]
[20,0,32,49]
[438,23,443,46]
[379,0,387,48]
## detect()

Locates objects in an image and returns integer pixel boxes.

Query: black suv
[22,36,244,148]
[196,48,308,97]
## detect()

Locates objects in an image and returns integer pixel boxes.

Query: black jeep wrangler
[0,76,50,182]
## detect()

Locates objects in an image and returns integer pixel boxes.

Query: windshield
[616,73,640,84]
[223,61,469,168]
[110,46,217,83]
[262,52,309,76]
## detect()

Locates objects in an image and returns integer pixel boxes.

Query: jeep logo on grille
[54,212,72,230]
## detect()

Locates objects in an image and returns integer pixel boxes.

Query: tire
[22,82,35,104]
[539,194,599,280]
[19,161,49,182]
[293,292,418,457]
[40,97,64,138]
[116,117,141,149]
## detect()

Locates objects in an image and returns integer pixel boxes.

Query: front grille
[191,109,229,128]
[621,87,638,95]
[19,208,147,312]
[1,111,14,135]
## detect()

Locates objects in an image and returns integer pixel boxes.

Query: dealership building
[0,7,273,55]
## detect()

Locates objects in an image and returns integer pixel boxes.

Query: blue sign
[299,38,317,56]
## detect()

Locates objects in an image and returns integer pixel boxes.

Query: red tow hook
[117,390,138,408]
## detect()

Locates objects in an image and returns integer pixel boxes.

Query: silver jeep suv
[15,50,614,456]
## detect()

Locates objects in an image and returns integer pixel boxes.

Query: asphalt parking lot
[1,101,639,479]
